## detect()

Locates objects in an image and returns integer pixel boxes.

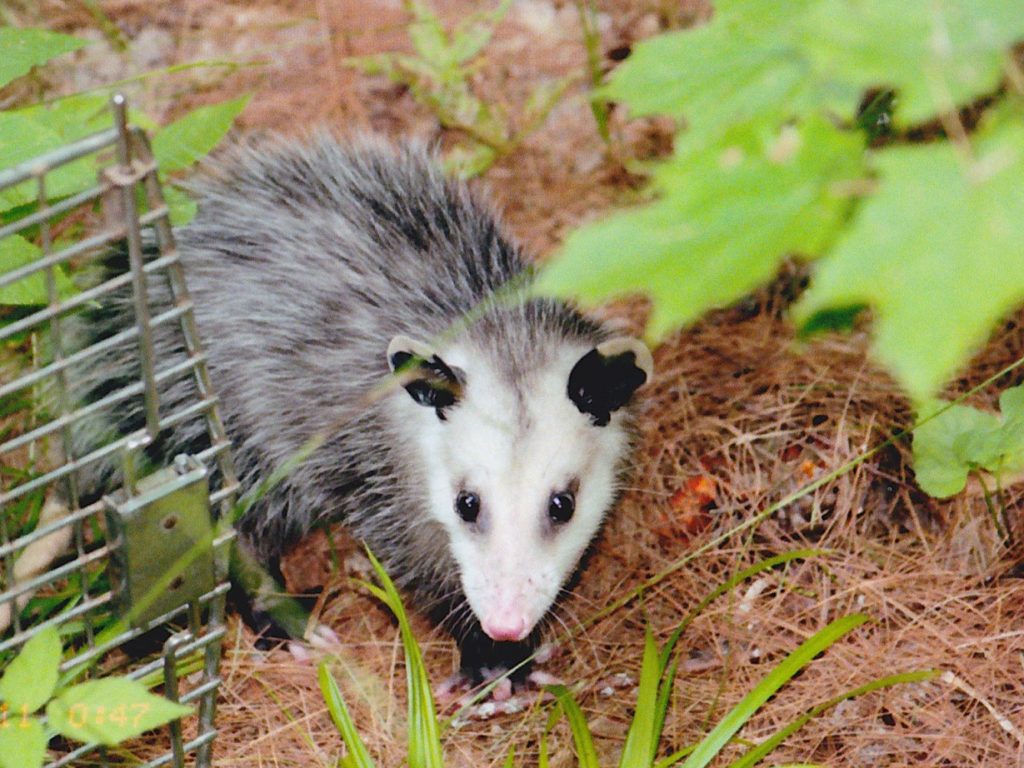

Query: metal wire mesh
[0,95,238,767]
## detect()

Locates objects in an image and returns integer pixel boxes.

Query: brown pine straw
[175,296,1023,768]
[8,1,1024,765]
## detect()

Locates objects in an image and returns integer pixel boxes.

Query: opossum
[33,136,653,677]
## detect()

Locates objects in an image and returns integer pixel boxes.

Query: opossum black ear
[387,335,464,417]
[568,337,653,427]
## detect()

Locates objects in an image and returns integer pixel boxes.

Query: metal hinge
[105,454,216,628]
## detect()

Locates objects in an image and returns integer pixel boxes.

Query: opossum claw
[433,671,472,705]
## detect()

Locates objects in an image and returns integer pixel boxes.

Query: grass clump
[320,548,935,766]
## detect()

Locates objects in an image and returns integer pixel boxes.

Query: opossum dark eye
[548,492,575,524]
[455,491,481,523]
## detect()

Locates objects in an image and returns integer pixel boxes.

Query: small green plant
[545,615,936,768]
[0,25,248,307]
[0,626,192,768]
[912,384,1024,541]
[575,0,610,145]
[319,548,442,768]
[343,0,573,177]
[320,548,936,766]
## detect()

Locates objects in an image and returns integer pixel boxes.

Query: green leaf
[406,0,451,67]
[537,117,865,339]
[449,0,512,65]
[46,678,192,746]
[318,662,376,768]
[163,184,198,226]
[0,106,103,211]
[0,113,62,210]
[605,0,1024,145]
[796,0,1024,125]
[0,716,47,768]
[443,144,498,179]
[0,28,89,90]
[13,93,110,143]
[0,235,77,306]
[0,626,61,713]
[913,386,1024,498]
[912,401,999,497]
[151,95,250,173]
[680,613,870,768]
[795,112,1024,401]
[603,1,840,157]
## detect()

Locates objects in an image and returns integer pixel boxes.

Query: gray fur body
[70,137,621,649]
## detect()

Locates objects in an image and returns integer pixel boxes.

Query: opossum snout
[481,606,531,642]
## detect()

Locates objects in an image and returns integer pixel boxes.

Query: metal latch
[105,454,215,628]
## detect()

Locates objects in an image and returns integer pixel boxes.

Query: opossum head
[388,330,652,643]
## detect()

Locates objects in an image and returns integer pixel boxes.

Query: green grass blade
[619,625,662,766]
[728,669,938,768]
[654,744,697,768]
[539,704,560,768]
[679,613,870,768]
[318,662,376,768]
[503,744,516,768]
[363,548,443,768]
[653,655,680,755]
[549,685,600,768]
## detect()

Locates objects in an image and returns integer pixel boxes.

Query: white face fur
[388,334,650,643]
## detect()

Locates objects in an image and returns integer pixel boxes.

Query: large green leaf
[0,113,63,210]
[46,678,192,746]
[913,386,1024,498]
[603,0,851,158]
[0,625,61,713]
[14,93,110,143]
[536,117,865,339]
[795,108,1024,401]
[163,184,197,226]
[797,0,1024,125]
[0,234,77,305]
[605,0,1024,145]
[151,95,250,173]
[0,108,101,211]
[0,28,89,91]
[0,716,47,768]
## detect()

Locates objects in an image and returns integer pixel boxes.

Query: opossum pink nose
[481,612,530,642]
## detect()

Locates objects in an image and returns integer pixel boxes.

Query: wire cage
[0,95,238,767]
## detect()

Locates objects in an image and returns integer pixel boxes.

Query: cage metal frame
[0,94,239,767]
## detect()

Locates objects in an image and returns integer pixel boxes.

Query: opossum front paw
[432,667,515,707]
[435,629,563,713]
